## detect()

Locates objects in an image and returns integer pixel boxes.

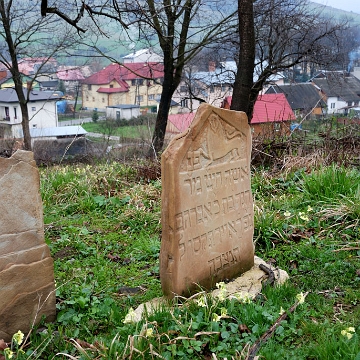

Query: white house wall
[326,96,347,114]
[0,100,58,138]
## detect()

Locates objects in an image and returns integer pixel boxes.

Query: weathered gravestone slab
[161,104,254,297]
[0,150,56,341]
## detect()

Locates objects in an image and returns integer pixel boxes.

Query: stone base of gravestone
[133,256,289,321]
[0,150,56,342]
[161,104,255,298]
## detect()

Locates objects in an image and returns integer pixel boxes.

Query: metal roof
[30,126,87,138]
[0,88,62,102]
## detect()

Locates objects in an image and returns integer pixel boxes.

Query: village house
[174,60,287,114]
[81,62,164,111]
[311,72,360,115]
[221,93,295,137]
[57,66,90,95]
[173,61,235,113]
[122,48,163,64]
[0,88,62,139]
[265,83,326,118]
[0,70,40,90]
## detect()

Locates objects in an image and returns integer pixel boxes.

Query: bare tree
[230,0,359,121]
[42,0,237,155]
[0,0,81,150]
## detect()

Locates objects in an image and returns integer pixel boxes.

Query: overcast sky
[311,0,360,14]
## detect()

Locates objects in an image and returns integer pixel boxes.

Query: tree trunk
[150,78,173,157]
[230,0,256,122]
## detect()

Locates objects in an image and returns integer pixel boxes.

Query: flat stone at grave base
[134,256,289,321]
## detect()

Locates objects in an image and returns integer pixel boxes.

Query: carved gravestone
[161,104,254,297]
[0,150,56,341]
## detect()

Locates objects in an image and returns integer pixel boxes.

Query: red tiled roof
[252,94,295,123]
[222,94,295,123]
[167,112,196,133]
[82,62,164,85]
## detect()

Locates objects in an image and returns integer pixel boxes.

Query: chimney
[208,61,216,72]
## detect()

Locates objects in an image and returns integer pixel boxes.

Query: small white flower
[220,308,228,317]
[279,306,285,315]
[284,211,291,217]
[307,206,313,212]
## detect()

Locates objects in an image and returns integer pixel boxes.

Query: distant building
[221,93,295,137]
[57,66,87,94]
[311,73,360,115]
[266,83,326,118]
[0,88,62,139]
[106,104,140,120]
[122,48,163,64]
[81,62,164,111]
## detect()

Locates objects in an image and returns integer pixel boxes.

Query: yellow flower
[341,327,355,339]
[123,308,137,324]
[299,212,309,221]
[145,328,154,338]
[284,211,291,217]
[4,348,14,359]
[220,308,228,317]
[196,296,207,307]
[216,282,227,301]
[233,292,253,303]
[212,313,221,322]
[279,306,285,315]
[12,330,24,346]
[307,205,313,212]
[296,292,306,304]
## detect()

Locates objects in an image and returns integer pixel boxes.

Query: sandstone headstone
[0,150,56,341]
[161,104,254,298]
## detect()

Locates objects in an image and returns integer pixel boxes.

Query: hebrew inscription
[161,104,254,297]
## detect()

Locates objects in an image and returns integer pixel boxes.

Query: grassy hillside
[2,154,359,359]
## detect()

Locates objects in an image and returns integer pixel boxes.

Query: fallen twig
[246,291,309,360]
[259,264,275,287]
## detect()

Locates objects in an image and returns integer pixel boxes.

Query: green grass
[82,121,154,139]
[4,162,359,359]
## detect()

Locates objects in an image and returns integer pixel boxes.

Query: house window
[110,84,113,88]
[274,123,280,131]
[131,79,136,86]
[86,96,89,101]
[31,106,36,111]
[88,84,92,90]
[32,124,37,128]
[330,103,335,109]
[13,107,17,119]
[136,95,143,103]
[102,98,105,103]
[4,107,9,121]
[138,79,144,86]
[181,99,188,108]
[92,97,95,102]
[209,85,214,93]
[148,94,155,101]
[180,85,187,92]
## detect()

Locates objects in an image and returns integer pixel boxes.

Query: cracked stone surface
[0,150,56,341]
